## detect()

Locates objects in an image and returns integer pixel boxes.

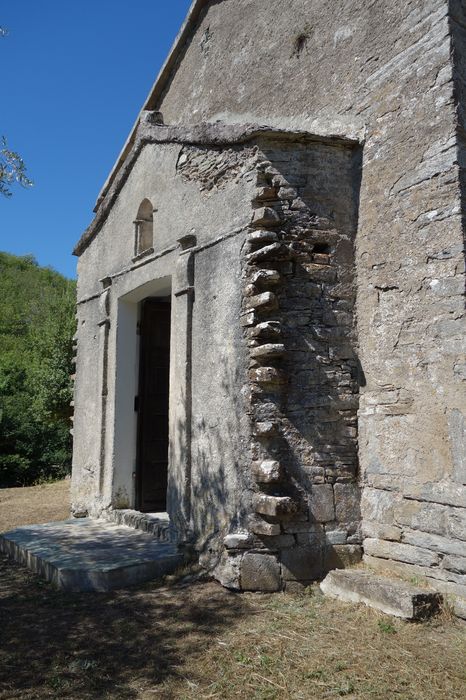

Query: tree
[1,25,33,196]
[0,252,76,486]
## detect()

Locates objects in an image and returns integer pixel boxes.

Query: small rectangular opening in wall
[312,242,331,265]
[313,242,330,254]
[136,296,171,513]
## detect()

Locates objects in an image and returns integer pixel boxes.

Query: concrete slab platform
[0,518,186,592]
[320,568,442,620]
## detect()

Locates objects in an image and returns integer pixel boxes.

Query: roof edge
[74,117,361,257]
[94,0,208,212]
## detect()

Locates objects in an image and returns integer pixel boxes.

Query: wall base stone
[324,544,362,571]
[213,552,242,590]
[241,552,281,592]
[280,546,323,582]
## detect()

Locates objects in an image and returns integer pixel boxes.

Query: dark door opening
[136,297,171,512]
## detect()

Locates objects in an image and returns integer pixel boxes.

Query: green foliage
[377,619,397,634]
[0,251,76,486]
[0,136,33,197]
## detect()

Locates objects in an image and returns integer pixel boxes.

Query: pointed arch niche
[134,198,155,258]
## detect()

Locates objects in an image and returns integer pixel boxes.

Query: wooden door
[136,298,171,512]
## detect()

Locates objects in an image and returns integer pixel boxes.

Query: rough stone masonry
[70,1,466,614]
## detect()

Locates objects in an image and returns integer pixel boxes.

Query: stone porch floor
[0,518,185,591]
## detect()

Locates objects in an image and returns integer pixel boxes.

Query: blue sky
[0,0,192,279]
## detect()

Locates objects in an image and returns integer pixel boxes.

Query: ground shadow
[0,554,251,699]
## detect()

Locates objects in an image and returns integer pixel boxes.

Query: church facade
[71,0,466,610]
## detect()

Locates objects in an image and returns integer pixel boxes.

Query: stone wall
[73,0,466,610]
[218,138,363,591]
[147,1,466,606]
[73,125,365,591]
[354,0,463,612]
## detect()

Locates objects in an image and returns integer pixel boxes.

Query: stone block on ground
[214,552,242,590]
[320,569,442,620]
[364,554,466,620]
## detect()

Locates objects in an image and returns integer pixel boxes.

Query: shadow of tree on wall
[171,342,249,564]
[191,350,249,535]
[0,555,250,699]
[170,236,251,563]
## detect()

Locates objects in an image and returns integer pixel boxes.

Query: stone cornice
[74,117,359,256]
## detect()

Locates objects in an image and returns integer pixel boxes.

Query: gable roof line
[74,117,360,256]
[94,0,208,213]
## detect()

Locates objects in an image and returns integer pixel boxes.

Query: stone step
[320,568,442,620]
[0,518,186,592]
[102,508,176,543]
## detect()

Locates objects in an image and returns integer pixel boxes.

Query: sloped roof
[94,0,208,212]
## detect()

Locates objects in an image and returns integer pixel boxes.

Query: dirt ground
[0,480,70,532]
[0,482,465,699]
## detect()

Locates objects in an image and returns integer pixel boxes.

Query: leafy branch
[1,24,33,196]
[0,137,33,197]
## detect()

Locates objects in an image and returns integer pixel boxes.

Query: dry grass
[0,479,70,532]
[162,590,465,700]
[0,482,465,699]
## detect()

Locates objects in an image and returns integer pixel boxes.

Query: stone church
[71,0,466,611]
